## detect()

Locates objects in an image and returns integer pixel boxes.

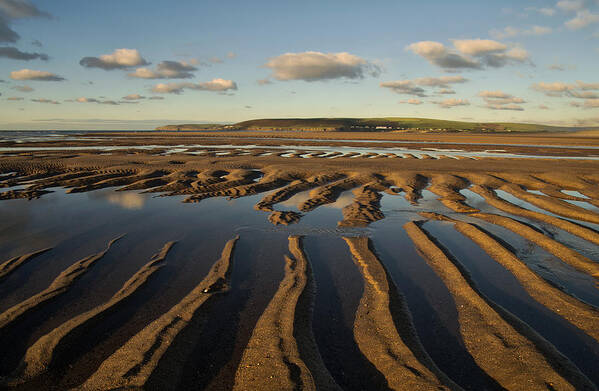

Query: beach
[1,131,599,390]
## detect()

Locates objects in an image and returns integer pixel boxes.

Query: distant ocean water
[0,130,149,144]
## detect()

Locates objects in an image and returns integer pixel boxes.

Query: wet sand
[0,132,598,390]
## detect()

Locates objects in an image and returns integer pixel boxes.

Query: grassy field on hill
[156,117,594,133]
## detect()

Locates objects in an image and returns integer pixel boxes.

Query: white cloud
[479,90,526,110]
[76,97,119,105]
[128,60,197,79]
[490,26,520,39]
[539,8,557,16]
[122,94,146,100]
[532,81,599,101]
[452,39,506,55]
[152,78,238,94]
[570,90,599,98]
[412,75,467,87]
[80,48,149,70]
[264,51,380,81]
[577,81,599,90]
[492,25,553,39]
[437,88,456,94]
[557,0,585,12]
[406,41,480,69]
[479,90,512,99]
[399,98,424,105]
[565,10,599,29]
[10,68,64,81]
[486,103,525,111]
[380,80,426,96]
[407,39,530,70]
[381,75,467,97]
[532,81,574,95]
[257,78,272,85]
[525,7,557,16]
[434,98,470,108]
[529,26,553,35]
[548,64,576,71]
[570,99,599,108]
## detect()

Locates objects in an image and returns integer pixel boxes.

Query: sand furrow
[268,210,303,225]
[255,173,345,211]
[0,171,56,187]
[184,177,286,203]
[500,184,599,224]
[338,184,385,227]
[404,221,594,391]
[429,174,479,213]
[67,170,167,193]
[184,179,258,202]
[139,170,199,193]
[116,177,170,191]
[234,236,341,391]
[220,176,291,199]
[0,189,52,200]
[422,212,599,341]
[25,171,97,190]
[470,185,599,246]
[0,236,123,331]
[344,236,458,391]
[470,213,599,279]
[385,172,429,203]
[299,176,365,212]
[75,236,238,391]
[0,248,52,281]
[180,169,229,192]
[190,169,260,193]
[60,172,135,189]
[5,242,175,384]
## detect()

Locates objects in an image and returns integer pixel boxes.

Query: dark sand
[0,132,598,390]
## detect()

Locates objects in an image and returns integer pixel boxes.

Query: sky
[0,0,598,130]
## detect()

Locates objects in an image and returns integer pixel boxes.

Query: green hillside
[156,117,592,133]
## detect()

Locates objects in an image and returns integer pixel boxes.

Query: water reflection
[279,189,355,210]
[87,189,148,210]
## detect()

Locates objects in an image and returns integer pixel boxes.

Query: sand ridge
[4,242,176,385]
[0,236,124,331]
[75,236,238,390]
[0,248,52,281]
[233,236,340,391]
[404,221,594,391]
[420,212,599,341]
[344,236,460,391]
[471,213,599,279]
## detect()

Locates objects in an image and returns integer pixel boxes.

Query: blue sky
[1,0,598,130]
